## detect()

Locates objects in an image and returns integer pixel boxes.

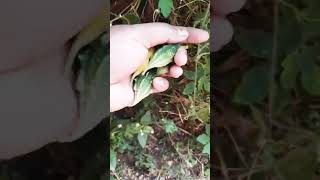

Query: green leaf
[122,11,140,24]
[193,9,210,29]
[196,106,210,122]
[203,79,210,92]
[202,143,210,155]
[260,147,275,169]
[298,46,320,96]
[110,149,117,171]
[196,134,210,145]
[250,106,267,139]
[197,64,206,77]
[163,119,178,134]
[205,124,210,135]
[281,46,320,95]
[235,29,273,58]
[184,70,195,80]
[234,65,270,105]
[198,76,210,93]
[158,0,174,18]
[143,44,180,73]
[280,53,300,90]
[131,70,156,106]
[236,7,301,59]
[277,144,317,180]
[137,133,148,148]
[273,88,293,117]
[183,82,195,95]
[277,6,303,55]
[143,126,154,134]
[140,111,153,125]
[204,168,210,177]
[301,65,320,96]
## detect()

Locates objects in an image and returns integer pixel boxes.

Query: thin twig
[111,172,121,180]
[246,142,266,180]
[224,126,249,168]
[215,146,231,180]
[268,0,279,141]
[269,2,286,180]
[178,127,193,136]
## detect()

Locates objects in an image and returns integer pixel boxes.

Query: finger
[213,0,247,16]
[169,65,183,78]
[211,16,234,52]
[174,47,188,66]
[152,77,169,93]
[179,27,210,44]
[132,23,209,48]
[110,80,134,112]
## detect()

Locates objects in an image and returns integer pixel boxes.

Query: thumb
[131,23,189,48]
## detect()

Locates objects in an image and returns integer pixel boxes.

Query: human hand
[211,0,246,51]
[110,23,209,112]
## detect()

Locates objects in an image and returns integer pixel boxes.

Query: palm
[110,25,148,85]
[110,23,209,112]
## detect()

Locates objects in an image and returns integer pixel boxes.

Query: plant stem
[269,0,279,138]
[268,0,279,178]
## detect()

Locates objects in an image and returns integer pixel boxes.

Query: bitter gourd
[130,44,182,106]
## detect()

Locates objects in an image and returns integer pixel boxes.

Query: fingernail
[177,29,189,38]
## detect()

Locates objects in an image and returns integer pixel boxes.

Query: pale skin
[0,0,245,160]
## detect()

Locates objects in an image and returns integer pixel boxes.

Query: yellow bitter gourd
[142,44,180,75]
[130,44,182,106]
[130,70,157,106]
[130,48,155,85]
